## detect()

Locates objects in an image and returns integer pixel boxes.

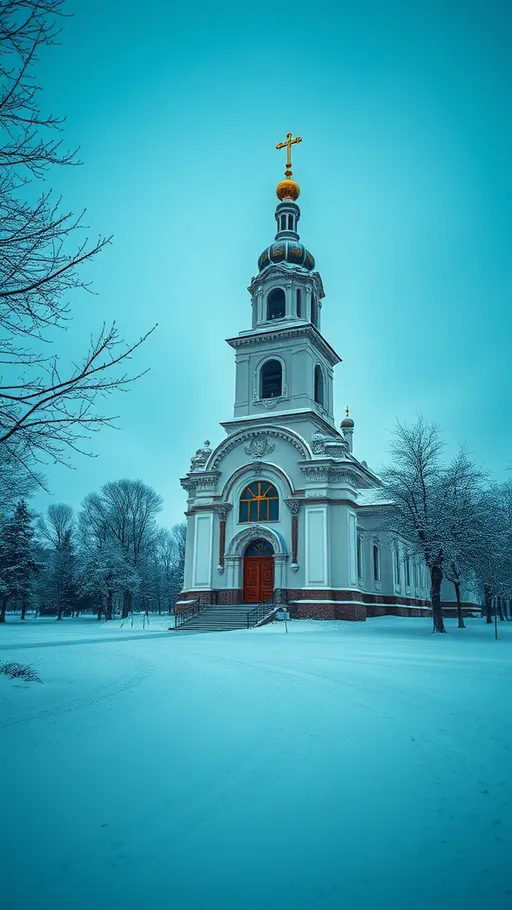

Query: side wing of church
[177,144,477,622]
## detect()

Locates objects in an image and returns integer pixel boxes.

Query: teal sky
[32,0,512,526]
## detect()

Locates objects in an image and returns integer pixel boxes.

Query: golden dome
[276,178,300,201]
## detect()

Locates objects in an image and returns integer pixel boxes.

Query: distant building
[178,140,478,621]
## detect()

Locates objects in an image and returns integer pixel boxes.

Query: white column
[192,512,213,588]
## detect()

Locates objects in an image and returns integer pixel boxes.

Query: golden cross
[276,132,302,177]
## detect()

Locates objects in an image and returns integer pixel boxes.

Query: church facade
[177,140,472,621]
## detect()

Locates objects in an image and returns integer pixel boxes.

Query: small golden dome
[276,179,300,201]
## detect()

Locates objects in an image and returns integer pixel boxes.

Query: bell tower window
[280,215,286,231]
[314,364,324,407]
[260,359,282,399]
[267,288,285,320]
[296,289,302,318]
[288,214,294,230]
[311,295,318,327]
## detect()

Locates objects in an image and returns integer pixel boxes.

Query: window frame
[239,481,280,523]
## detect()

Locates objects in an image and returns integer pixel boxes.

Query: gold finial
[276,132,302,201]
[276,131,302,178]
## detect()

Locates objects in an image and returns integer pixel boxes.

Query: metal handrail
[175,594,209,628]
[246,595,278,629]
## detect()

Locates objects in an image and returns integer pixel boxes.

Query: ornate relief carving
[244,434,275,458]
[259,397,280,410]
[181,472,219,495]
[214,503,232,521]
[301,465,330,482]
[285,499,302,515]
[311,430,348,458]
[211,429,309,469]
[300,465,359,485]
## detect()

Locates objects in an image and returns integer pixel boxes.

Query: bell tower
[223,133,342,441]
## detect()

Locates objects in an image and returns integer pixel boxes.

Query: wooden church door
[242,539,275,603]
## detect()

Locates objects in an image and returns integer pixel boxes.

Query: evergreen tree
[0,500,38,621]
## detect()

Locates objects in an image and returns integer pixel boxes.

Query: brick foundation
[177,589,480,620]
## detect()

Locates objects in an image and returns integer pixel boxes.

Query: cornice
[225,324,341,367]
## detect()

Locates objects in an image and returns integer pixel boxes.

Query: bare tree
[441,450,488,628]
[380,418,487,634]
[0,1,154,476]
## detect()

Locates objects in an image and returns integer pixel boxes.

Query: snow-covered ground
[1,615,511,910]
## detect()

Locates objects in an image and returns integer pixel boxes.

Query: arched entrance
[242,539,274,603]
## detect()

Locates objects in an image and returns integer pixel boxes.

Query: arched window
[373,544,381,582]
[288,214,294,230]
[239,482,279,522]
[280,215,286,231]
[267,288,285,320]
[260,359,282,399]
[311,295,318,327]
[296,288,302,318]
[314,364,324,407]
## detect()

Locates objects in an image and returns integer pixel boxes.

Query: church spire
[257,132,315,272]
[275,131,302,202]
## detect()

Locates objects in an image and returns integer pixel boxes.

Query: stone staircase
[173,601,278,632]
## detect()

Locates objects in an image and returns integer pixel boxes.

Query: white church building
[177,139,476,622]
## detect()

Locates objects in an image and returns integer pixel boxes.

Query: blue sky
[32,0,512,526]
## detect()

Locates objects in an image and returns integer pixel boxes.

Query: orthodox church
[177,136,463,622]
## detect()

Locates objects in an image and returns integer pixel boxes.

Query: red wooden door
[243,557,274,603]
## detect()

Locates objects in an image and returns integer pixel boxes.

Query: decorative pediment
[210,426,310,470]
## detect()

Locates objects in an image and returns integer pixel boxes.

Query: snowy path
[1,616,511,910]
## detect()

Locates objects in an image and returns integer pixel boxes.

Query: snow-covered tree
[379,418,488,634]
[78,538,138,621]
[473,482,512,624]
[78,480,162,616]
[0,500,38,621]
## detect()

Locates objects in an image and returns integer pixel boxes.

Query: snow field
[1,616,511,910]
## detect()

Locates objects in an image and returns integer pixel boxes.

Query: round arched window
[239,482,279,523]
[260,359,282,399]
[314,364,324,407]
[267,288,285,320]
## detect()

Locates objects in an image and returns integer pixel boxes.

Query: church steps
[174,603,279,632]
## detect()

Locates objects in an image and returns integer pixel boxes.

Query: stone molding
[299,464,360,485]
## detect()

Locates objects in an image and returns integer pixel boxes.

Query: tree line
[0,477,186,622]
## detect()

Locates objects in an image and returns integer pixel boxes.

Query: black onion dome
[258,241,315,273]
